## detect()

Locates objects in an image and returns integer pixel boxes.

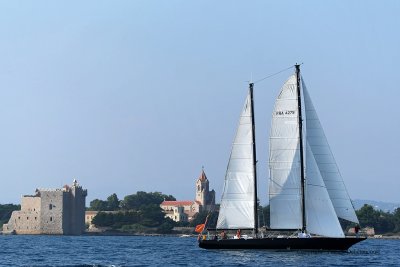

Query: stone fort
[3,179,87,235]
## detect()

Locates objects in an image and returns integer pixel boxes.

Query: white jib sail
[303,82,359,224]
[217,90,255,229]
[305,142,345,237]
[269,75,302,229]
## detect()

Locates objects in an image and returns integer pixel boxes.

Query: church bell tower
[195,167,215,210]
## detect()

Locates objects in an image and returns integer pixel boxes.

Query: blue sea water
[0,235,398,266]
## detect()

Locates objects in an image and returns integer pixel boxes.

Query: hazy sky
[0,1,399,205]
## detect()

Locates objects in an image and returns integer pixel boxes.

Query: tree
[260,205,270,228]
[190,211,208,227]
[89,194,121,211]
[357,204,378,227]
[92,212,114,227]
[107,193,120,211]
[89,199,108,211]
[190,210,219,228]
[157,218,176,234]
[90,191,177,233]
[393,208,400,232]
[356,204,396,234]
[139,204,167,227]
[121,191,175,210]
[0,204,20,227]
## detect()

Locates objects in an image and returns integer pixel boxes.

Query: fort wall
[2,180,87,235]
[40,190,64,234]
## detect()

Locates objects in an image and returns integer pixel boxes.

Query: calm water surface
[0,235,398,266]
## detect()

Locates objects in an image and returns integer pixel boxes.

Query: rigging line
[253,65,294,84]
[253,64,301,84]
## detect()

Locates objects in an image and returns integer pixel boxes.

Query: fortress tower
[63,179,88,235]
[2,179,87,235]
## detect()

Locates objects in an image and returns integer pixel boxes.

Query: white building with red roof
[160,168,215,222]
[161,200,200,222]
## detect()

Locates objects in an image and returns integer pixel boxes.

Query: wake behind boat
[198,65,366,250]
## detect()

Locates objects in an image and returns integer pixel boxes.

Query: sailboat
[198,65,366,250]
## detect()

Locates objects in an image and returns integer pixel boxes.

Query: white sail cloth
[217,91,255,229]
[305,142,345,237]
[269,75,302,229]
[269,73,357,237]
[303,83,359,224]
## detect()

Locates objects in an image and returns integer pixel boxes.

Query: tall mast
[249,82,258,236]
[295,64,306,232]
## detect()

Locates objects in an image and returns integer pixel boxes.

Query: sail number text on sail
[275,110,296,115]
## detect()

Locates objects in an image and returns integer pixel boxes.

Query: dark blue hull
[199,237,366,251]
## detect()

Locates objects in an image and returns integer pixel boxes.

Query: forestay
[216,91,255,229]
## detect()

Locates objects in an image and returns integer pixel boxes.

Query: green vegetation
[189,210,219,228]
[260,205,270,228]
[0,204,20,228]
[88,191,176,211]
[356,204,400,234]
[89,191,177,234]
[121,191,175,210]
[88,193,121,211]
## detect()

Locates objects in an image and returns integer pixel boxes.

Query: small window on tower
[49,204,52,210]
[197,185,200,191]
[50,217,53,222]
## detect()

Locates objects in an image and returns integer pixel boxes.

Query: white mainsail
[303,82,359,224]
[216,90,255,229]
[269,75,302,229]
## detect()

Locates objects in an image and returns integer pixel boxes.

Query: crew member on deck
[236,229,241,239]
[220,230,227,239]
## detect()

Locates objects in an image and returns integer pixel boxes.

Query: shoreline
[2,229,400,239]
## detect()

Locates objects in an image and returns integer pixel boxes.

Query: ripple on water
[0,236,398,266]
